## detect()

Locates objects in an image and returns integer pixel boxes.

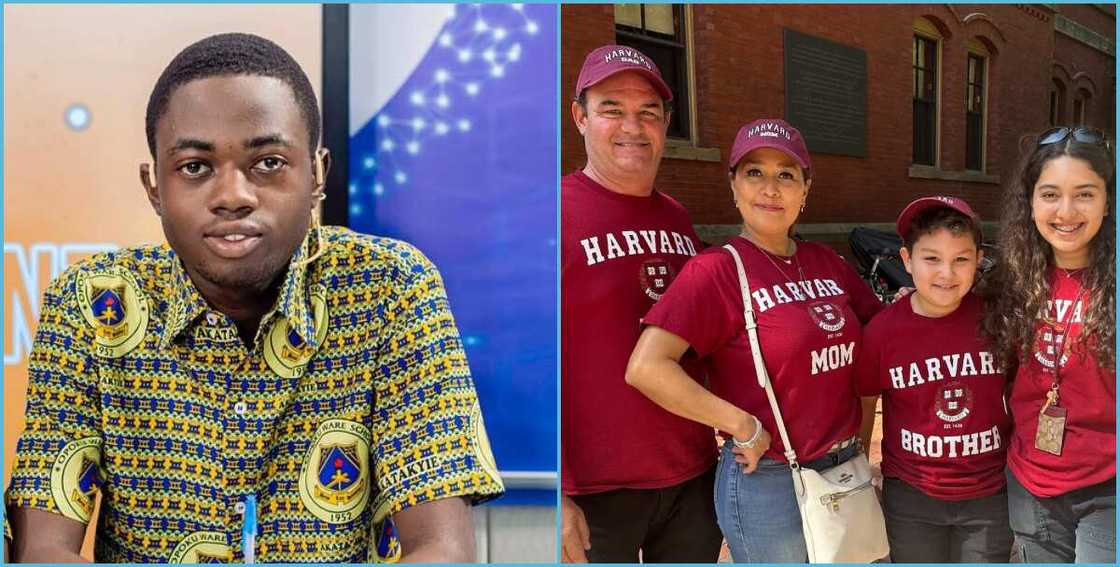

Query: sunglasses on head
[1038,126,1111,149]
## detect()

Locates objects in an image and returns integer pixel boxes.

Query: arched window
[965,39,989,171]
[1049,78,1067,126]
[1073,88,1091,125]
[913,18,942,166]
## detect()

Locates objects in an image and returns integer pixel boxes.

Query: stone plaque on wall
[783,28,867,157]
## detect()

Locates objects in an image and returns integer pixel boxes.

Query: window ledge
[664,140,722,162]
[908,165,1000,185]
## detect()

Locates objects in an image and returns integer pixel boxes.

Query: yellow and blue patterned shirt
[5,226,504,562]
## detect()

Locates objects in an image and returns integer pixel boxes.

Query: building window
[1073,89,1090,125]
[615,4,690,139]
[965,52,986,171]
[1050,79,1066,126]
[912,33,938,166]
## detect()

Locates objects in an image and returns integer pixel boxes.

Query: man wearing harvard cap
[560,45,721,563]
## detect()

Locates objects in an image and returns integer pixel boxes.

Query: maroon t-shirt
[643,236,882,463]
[856,292,1010,500]
[561,171,717,495]
[1007,268,1116,497]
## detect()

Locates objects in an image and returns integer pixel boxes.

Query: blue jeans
[714,438,861,563]
[1007,468,1116,563]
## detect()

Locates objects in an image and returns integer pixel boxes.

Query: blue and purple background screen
[348,4,556,505]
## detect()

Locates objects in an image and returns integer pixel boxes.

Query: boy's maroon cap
[896,196,980,237]
[574,44,673,101]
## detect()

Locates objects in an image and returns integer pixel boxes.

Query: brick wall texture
[561,4,1115,229]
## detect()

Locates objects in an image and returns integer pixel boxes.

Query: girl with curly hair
[981,127,1115,563]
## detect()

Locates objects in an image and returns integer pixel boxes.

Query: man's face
[145,75,317,295]
[572,71,668,183]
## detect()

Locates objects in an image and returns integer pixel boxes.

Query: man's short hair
[902,207,983,251]
[144,32,321,159]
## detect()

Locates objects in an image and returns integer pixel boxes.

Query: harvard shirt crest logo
[49,437,101,523]
[639,258,676,301]
[299,419,372,524]
[264,284,329,378]
[76,269,149,358]
[168,531,231,563]
[934,382,974,423]
[1033,326,1070,369]
[807,301,846,333]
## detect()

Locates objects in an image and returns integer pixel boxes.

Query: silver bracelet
[732,415,762,449]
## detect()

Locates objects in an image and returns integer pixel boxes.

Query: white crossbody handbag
[723,243,889,563]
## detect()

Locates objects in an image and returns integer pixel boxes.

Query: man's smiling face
[146,75,316,295]
[574,71,669,183]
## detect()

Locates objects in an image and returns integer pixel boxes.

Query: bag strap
[723,243,801,468]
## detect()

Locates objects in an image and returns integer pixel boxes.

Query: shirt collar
[159,229,322,350]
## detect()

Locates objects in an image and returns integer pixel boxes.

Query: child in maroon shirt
[857,197,1012,562]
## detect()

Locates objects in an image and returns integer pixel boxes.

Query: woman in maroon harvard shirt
[625,119,882,563]
[981,128,1115,563]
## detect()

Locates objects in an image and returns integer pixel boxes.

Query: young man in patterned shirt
[4,33,503,563]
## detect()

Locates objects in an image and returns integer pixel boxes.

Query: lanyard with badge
[1034,285,1087,456]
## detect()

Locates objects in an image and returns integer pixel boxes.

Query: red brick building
[562,4,1116,246]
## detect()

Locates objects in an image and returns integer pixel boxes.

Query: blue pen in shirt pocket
[242,494,257,564]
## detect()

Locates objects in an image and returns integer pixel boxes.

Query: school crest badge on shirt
[471,401,502,485]
[370,517,402,563]
[76,269,149,358]
[264,284,329,378]
[168,531,232,563]
[299,419,372,524]
[50,436,101,523]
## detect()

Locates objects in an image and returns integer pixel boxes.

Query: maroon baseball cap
[728,119,812,178]
[574,45,673,101]
[896,196,980,237]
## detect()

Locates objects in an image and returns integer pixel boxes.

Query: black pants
[884,477,1013,563]
[570,464,722,563]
